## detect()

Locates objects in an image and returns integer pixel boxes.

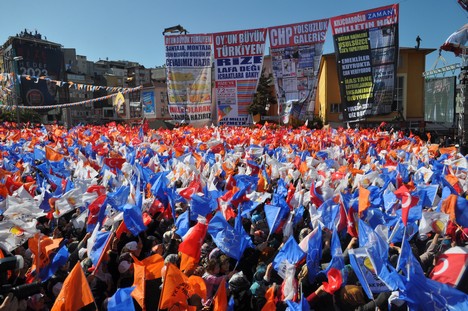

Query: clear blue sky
[1,0,467,71]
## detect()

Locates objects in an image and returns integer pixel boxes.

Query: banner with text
[214,28,267,126]
[165,34,213,126]
[330,4,399,121]
[268,19,329,123]
[15,43,64,107]
[142,89,156,118]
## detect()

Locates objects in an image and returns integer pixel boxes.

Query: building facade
[315,47,436,130]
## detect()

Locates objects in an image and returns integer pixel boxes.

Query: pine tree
[248,68,277,116]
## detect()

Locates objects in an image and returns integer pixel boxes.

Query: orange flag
[261,286,276,311]
[51,262,95,311]
[442,194,458,223]
[131,260,146,310]
[188,275,207,301]
[159,263,191,310]
[180,252,198,273]
[140,253,165,279]
[212,280,227,311]
[358,186,371,216]
[45,146,64,161]
[28,234,62,270]
[130,253,165,310]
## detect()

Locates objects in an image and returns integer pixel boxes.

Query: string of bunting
[17,86,142,110]
[0,72,138,93]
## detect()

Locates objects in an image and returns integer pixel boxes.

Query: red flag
[310,182,324,207]
[179,222,207,259]
[51,262,95,311]
[179,179,202,200]
[87,185,107,196]
[322,268,343,294]
[440,24,468,56]
[430,246,468,288]
[337,202,347,233]
[103,157,126,170]
[87,194,107,229]
[347,206,358,238]
[394,185,419,226]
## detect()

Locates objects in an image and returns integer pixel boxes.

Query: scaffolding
[459,48,468,146]
[422,48,467,146]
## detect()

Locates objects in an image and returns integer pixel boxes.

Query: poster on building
[330,4,399,121]
[14,43,63,107]
[424,76,456,124]
[142,89,156,117]
[268,19,329,123]
[213,28,267,126]
[165,34,213,126]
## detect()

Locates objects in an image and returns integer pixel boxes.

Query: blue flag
[272,235,305,272]
[348,248,375,300]
[90,230,111,267]
[107,185,130,211]
[396,234,468,310]
[456,196,468,227]
[207,212,253,261]
[191,193,216,219]
[39,245,69,282]
[108,286,136,311]
[322,229,344,275]
[307,226,322,283]
[175,210,190,237]
[123,203,147,236]
[318,199,340,231]
[264,203,289,235]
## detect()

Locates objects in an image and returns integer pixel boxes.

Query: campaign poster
[330,4,399,121]
[214,28,267,126]
[424,76,456,123]
[165,34,213,126]
[14,43,63,106]
[349,248,390,296]
[268,19,329,122]
[142,89,156,117]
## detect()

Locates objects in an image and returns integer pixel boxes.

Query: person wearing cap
[116,260,134,288]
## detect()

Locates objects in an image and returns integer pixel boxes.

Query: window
[393,75,405,111]
[330,103,341,113]
[103,108,114,118]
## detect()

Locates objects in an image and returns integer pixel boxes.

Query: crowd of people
[0,121,467,311]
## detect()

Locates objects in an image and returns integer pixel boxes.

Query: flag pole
[92,222,117,275]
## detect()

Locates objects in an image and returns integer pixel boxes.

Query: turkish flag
[322,268,343,294]
[430,246,468,288]
[347,206,358,238]
[104,157,126,170]
[179,179,202,200]
[394,185,419,226]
